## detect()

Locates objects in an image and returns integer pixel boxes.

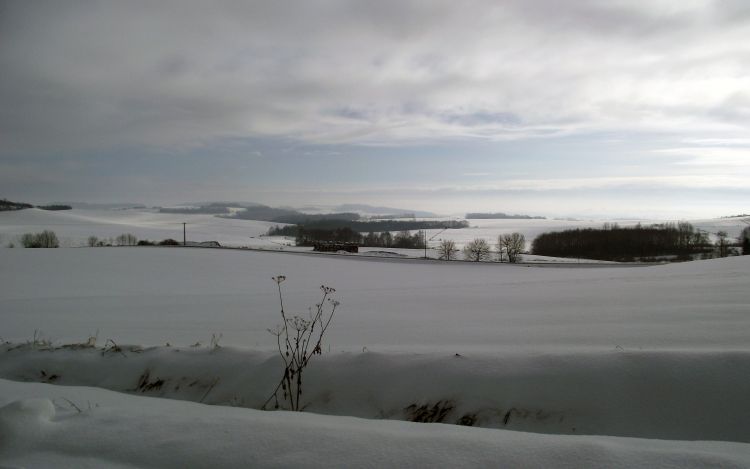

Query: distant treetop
[37,204,72,211]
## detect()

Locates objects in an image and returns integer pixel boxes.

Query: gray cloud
[1,0,748,154]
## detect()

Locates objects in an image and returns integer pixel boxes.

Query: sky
[1,0,749,218]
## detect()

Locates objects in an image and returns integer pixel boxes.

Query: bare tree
[437,239,458,260]
[116,233,138,246]
[38,230,59,248]
[87,236,99,247]
[20,230,59,248]
[463,238,491,262]
[496,239,505,262]
[499,233,525,263]
[716,231,728,257]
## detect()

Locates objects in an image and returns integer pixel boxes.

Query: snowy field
[2,248,748,350]
[0,207,283,248]
[412,215,748,252]
[2,207,747,261]
[1,211,750,467]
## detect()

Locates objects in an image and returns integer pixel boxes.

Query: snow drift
[2,379,749,469]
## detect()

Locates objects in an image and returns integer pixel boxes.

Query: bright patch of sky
[1,0,748,218]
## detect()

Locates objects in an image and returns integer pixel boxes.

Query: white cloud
[2,0,749,153]
[654,147,750,167]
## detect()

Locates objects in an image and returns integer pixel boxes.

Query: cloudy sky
[1,0,748,218]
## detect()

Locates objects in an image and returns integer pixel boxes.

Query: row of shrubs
[532,222,748,261]
[11,226,750,259]
[9,230,181,248]
[87,234,181,247]
[18,230,60,248]
[441,233,526,263]
[295,227,428,249]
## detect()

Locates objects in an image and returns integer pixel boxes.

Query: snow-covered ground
[3,377,750,469]
[1,211,750,467]
[2,248,748,350]
[422,216,749,251]
[2,207,747,253]
[3,379,749,469]
[2,342,749,443]
[0,207,283,248]
[0,207,617,261]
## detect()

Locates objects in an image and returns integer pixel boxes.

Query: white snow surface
[2,215,750,467]
[2,379,749,469]
[1,247,748,351]
[2,207,747,253]
[2,343,749,443]
[377,215,749,251]
[0,207,283,248]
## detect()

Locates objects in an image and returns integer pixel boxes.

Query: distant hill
[231,204,360,223]
[0,199,33,211]
[1,199,71,211]
[159,203,233,215]
[154,201,437,219]
[466,212,545,220]
[158,202,366,222]
[59,202,147,210]
[335,204,438,218]
[37,204,72,211]
[270,212,361,224]
[182,201,264,208]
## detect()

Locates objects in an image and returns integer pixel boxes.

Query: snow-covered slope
[1,248,748,350]
[1,246,749,466]
[2,344,749,443]
[0,207,283,248]
[3,379,748,469]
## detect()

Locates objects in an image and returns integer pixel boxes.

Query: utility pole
[426,226,448,260]
[183,222,186,246]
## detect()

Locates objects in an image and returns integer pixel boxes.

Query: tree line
[268,219,467,234]
[453,233,526,262]
[531,222,712,261]
[291,227,427,249]
[159,204,230,215]
[267,219,468,247]
[0,199,71,211]
[229,204,360,223]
